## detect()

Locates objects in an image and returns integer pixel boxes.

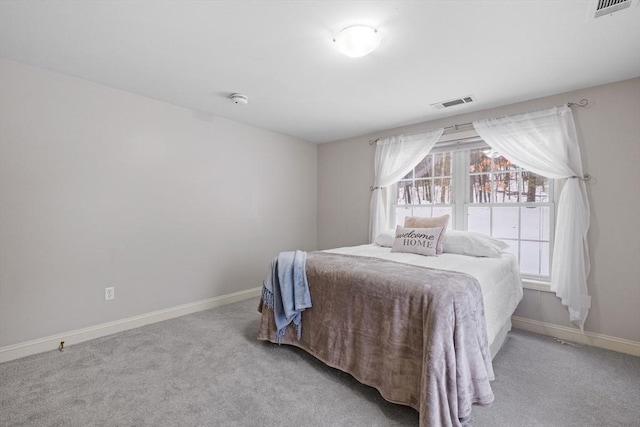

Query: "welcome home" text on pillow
[391,226,443,257]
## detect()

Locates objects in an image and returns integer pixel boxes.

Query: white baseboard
[0,287,262,363]
[511,316,640,357]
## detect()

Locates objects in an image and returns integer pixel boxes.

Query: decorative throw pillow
[444,230,509,258]
[391,226,443,257]
[404,215,450,254]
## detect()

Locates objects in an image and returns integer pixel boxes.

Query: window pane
[540,206,550,241]
[521,171,550,202]
[468,207,490,235]
[415,156,433,179]
[470,174,492,203]
[492,207,519,239]
[415,179,432,204]
[503,239,518,257]
[434,178,452,204]
[496,171,520,203]
[520,241,541,276]
[540,242,550,276]
[492,155,514,172]
[396,181,413,205]
[434,153,451,177]
[470,176,480,202]
[489,174,499,203]
[520,206,542,240]
[412,206,432,218]
[469,148,490,173]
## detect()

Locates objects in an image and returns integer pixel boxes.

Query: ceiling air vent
[431,95,476,110]
[593,0,632,18]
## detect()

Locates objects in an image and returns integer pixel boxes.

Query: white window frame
[393,140,555,288]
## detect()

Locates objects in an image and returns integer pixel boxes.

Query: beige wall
[0,59,317,347]
[318,78,640,342]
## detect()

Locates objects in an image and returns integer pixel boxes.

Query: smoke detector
[230,93,248,105]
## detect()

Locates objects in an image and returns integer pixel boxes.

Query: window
[394,144,554,280]
[395,151,454,226]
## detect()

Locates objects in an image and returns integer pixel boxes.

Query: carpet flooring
[1,298,638,426]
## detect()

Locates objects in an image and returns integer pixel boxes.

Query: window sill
[522,279,553,293]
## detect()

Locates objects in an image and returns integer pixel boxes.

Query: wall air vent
[593,0,632,18]
[431,95,476,110]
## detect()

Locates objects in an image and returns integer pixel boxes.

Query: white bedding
[324,244,523,354]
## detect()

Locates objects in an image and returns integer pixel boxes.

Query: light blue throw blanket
[262,250,312,342]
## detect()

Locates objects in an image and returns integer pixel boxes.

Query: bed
[257,239,523,427]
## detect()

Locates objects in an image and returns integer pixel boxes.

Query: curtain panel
[473,105,591,329]
[369,129,444,242]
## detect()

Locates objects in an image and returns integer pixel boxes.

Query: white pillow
[444,230,508,258]
[391,226,443,257]
[374,229,396,247]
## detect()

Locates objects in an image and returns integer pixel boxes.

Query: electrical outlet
[105,287,115,301]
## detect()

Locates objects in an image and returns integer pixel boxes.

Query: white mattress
[323,244,523,352]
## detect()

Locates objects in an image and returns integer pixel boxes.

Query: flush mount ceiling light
[332,25,381,58]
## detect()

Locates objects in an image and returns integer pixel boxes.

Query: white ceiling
[1,1,639,143]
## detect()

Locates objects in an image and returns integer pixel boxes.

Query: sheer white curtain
[369,129,444,242]
[473,105,591,329]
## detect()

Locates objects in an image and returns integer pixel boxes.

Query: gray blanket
[257,252,494,427]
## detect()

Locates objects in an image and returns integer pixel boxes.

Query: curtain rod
[368,98,590,145]
[567,98,589,108]
[368,123,473,145]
